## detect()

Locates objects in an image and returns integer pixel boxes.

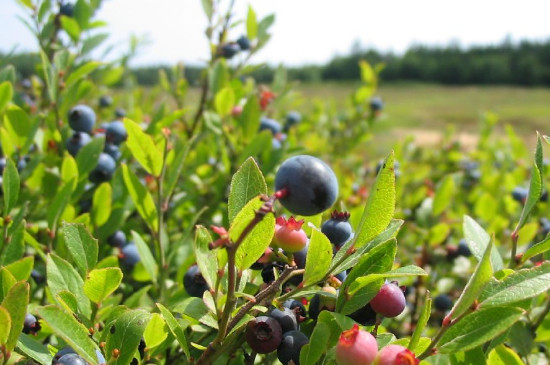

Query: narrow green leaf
[4,256,34,281]
[157,303,190,361]
[348,265,427,293]
[81,34,109,55]
[0,81,13,113]
[105,309,151,365]
[172,297,218,329]
[433,175,455,216]
[76,137,103,178]
[450,347,488,365]
[303,228,332,286]
[487,344,524,365]
[47,181,73,231]
[123,118,162,177]
[92,182,112,227]
[0,268,17,303]
[200,0,213,18]
[2,158,19,214]
[56,290,78,313]
[17,333,53,365]
[230,196,275,271]
[143,313,168,349]
[62,222,98,276]
[438,307,523,354]
[131,231,158,283]
[228,157,267,224]
[122,164,158,232]
[0,306,10,345]
[66,61,102,87]
[61,153,78,190]
[246,5,258,39]
[354,151,395,248]
[193,226,217,290]
[84,268,123,304]
[214,87,235,116]
[37,305,98,365]
[463,215,503,271]
[409,291,432,350]
[479,262,550,307]
[241,96,261,140]
[522,234,550,263]
[60,15,81,42]
[449,241,493,319]
[1,281,29,352]
[164,135,196,201]
[516,133,543,230]
[4,105,32,149]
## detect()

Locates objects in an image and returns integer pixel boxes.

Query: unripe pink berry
[374,344,419,365]
[273,216,308,253]
[335,324,378,365]
[370,282,406,318]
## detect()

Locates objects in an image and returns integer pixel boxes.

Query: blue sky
[2,0,550,66]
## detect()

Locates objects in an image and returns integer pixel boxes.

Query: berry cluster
[107,230,141,271]
[220,35,252,59]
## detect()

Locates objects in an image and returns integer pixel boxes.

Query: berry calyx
[335,324,378,365]
[273,216,308,253]
[245,316,283,354]
[370,282,407,318]
[374,345,419,365]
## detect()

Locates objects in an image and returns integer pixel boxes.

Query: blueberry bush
[1,1,550,364]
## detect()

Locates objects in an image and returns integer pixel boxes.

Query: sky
[2,0,550,67]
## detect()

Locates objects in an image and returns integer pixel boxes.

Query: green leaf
[200,0,213,18]
[46,254,91,318]
[37,305,98,365]
[193,226,217,290]
[0,81,13,113]
[123,118,163,177]
[409,291,432,350]
[122,164,158,232]
[4,256,34,281]
[488,345,524,365]
[17,333,53,365]
[241,96,261,140]
[105,309,151,365]
[522,234,550,263]
[56,290,78,313]
[0,306,10,345]
[230,196,275,271]
[438,307,523,354]
[164,135,196,201]
[214,87,235,116]
[84,268,123,304]
[60,15,81,42]
[76,136,104,178]
[66,61,101,87]
[354,151,395,248]
[450,347,487,365]
[157,303,190,361]
[348,265,427,293]
[172,297,218,329]
[479,262,550,307]
[516,133,544,231]
[4,105,32,151]
[62,222,98,277]
[303,228,332,286]
[61,153,79,190]
[2,158,19,214]
[433,175,455,216]
[463,215,503,272]
[131,231,158,283]
[246,5,258,39]
[92,182,112,227]
[1,281,29,352]
[337,239,396,315]
[143,313,168,349]
[228,157,267,224]
[449,240,493,319]
[81,34,109,55]
[47,181,73,231]
[0,268,17,303]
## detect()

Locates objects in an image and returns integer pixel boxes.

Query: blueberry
[99,95,112,108]
[457,239,471,257]
[334,270,347,283]
[321,211,353,247]
[107,230,126,247]
[288,242,308,285]
[277,330,309,365]
[259,117,282,135]
[261,263,284,284]
[0,157,6,174]
[21,78,32,89]
[220,43,240,59]
[433,294,453,312]
[31,269,45,284]
[23,313,41,334]
[274,216,308,253]
[309,287,337,320]
[541,189,549,202]
[105,120,127,145]
[120,242,140,269]
[66,131,92,157]
[89,153,116,183]
[512,186,528,203]
[369,96,384,112]
[59,2,74,17]
[369,282,406,318]
[335,324,377,365]
[348,303,377,326]
[183,265,209,297]
[236,35,251,51]
[540,218,550,236]
[96,350,106,365]
[115,108,126,118]
[268,307,298,333]
[68,105,96,133]
[374,344,419,365]
[275,155,339,216]
[272,138,282,150]
[283,300,307,319]
[17,158,27,172]
[55,353,87,365]
[104,143,121,161]
[245,316,282,354]
[285,111,301,130]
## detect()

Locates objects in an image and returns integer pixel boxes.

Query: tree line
[3,38,550,86]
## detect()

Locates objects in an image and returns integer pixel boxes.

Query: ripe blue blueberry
[369,96,384,112]
[321,211,353,247]
[115,108,126,118]
[434,294,453,312]
[23,313,41,334]
[120,242,140,269]
[285,111,301,130]
[275,155,339,216]
[68,105,96,133]
[55,353,87,365]
[106,120,127,145]
[221,43,240,59]
[237,35,251,50]
[512,186,528,203]
[184,265,209,297]
[59,2,74,17]
[89,153,116,184]
[268,307,298,333]
[104,143,121,161]
[66,132,92,157]
[245,316,283,354]
[107,230,126,247]
[283,300,307,320]
[260,117,282,135]
[348,303,377,326]
[99,95,112,108]
[0,157,6,174]
[457,239,471,257]
[277,330,309,365]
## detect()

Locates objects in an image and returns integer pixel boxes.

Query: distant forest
[3,38,550,86]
